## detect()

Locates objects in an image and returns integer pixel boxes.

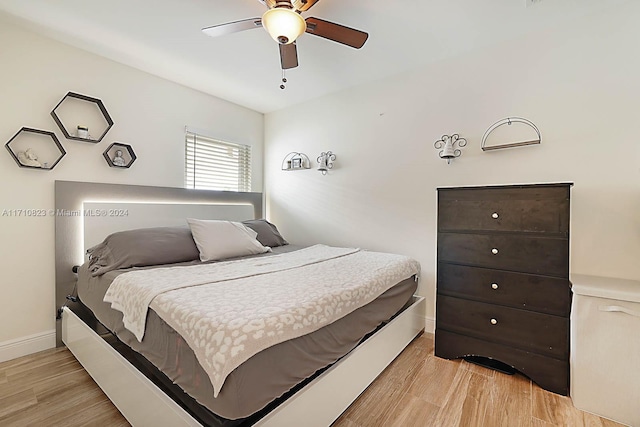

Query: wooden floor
[0,333,622,427]
[0,346,128,426]
[332,334,622,427]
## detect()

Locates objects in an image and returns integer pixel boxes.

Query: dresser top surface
[437,182,574,191]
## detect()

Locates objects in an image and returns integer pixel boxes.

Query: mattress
[76,245,417,422]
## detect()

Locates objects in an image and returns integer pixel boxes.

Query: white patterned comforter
[104,244,420,396]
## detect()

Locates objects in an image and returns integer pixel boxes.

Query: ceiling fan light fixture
[262,7,306,44]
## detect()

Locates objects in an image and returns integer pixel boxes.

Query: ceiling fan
[201,0,369,71]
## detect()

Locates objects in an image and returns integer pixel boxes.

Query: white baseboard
[424,316,435,334]
[0,330,56,363]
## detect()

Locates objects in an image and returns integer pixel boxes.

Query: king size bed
[55,181,425,426]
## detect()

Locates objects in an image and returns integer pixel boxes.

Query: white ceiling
[0,0,625,113]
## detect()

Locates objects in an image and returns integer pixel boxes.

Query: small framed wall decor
[281,152,311,171]
[103,142,136,168]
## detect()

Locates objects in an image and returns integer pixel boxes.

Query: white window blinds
[185,130,251,192]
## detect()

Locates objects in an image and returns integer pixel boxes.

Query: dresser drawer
[435,329,569,395]
[438,185,570,235]
[436,296,568,359]
[438,232,569,277]
[437,263,571,316]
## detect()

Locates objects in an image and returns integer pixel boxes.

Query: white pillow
[187,219,271,262]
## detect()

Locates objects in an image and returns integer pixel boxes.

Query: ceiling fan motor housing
[274,0,295,9]
[262,0,306,44]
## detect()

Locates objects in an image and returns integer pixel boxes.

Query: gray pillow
[242,219,288,247]
[87,226,200,276]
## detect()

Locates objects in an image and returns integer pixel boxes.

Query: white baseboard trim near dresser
[425,316,435,334]
[0,330,56,363]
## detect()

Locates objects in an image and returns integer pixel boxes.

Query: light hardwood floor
[0,333,622,427]
[0,346,128,426]
[332,334,622,427]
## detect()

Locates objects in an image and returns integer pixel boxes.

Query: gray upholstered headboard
[54,180,263,345]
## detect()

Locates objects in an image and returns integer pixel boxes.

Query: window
[185,130,251,192]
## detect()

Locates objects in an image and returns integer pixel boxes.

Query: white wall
[265,3,640,329]
[0,17,263,358]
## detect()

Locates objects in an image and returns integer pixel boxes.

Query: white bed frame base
[62,307,201,426]
[56,182,426,426]
[63,296,425,427]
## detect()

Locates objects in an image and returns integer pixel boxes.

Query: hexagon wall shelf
[5,127,66,170]
[51,92,114,143]
[103,142,136,169]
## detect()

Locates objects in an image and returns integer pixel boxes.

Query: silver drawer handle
[492,212,499,219]
[491,283,499,290]
[491,248,499,255]
[490,318,498,325]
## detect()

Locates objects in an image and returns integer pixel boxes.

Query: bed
[55,181,426,426]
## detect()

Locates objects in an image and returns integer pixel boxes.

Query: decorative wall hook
[317,151,336,175]
[434,134,467,164]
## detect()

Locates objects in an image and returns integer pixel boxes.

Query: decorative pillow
[242,219,288,248]
[187,218,271,262]
[87,226,200,276]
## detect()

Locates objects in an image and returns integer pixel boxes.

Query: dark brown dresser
[435,183,572,395]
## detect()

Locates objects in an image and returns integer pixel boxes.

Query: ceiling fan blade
[202,18,262,38]
[294,0,321,12]
[279,43,299,69]
[305,17,368,49]
[257,0,276,8]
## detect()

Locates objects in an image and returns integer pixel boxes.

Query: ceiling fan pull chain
[280,70,288,90]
